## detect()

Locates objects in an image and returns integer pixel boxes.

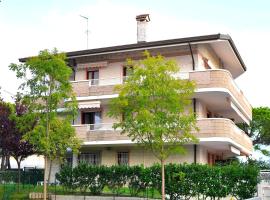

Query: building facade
[20,32,253,181]
[64,32,252,169]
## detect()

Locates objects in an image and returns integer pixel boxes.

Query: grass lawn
[0,184,161,199]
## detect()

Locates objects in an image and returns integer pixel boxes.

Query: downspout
[194,144,197,164]
[188,43,195,70]
[193,98,197,164]
[193,99,196,117]
[72,59,77,81]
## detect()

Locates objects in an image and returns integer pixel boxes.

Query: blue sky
[1,0,270,165]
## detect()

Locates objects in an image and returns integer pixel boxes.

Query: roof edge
[18,33,247,71]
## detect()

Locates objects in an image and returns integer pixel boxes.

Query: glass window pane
[79,152,101,165]
[117,152,129,165]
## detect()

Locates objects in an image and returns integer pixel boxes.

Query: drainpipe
[193,98,197,164]
[193,99,196,116]
[194,144,197,164]
[188,43,195,70]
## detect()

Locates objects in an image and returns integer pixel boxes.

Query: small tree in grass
[0,96,36,191]
[108,51,198,200]
[9,49,80,200]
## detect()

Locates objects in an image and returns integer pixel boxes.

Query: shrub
[56,162,259,199]
[106,165,129,196]
[127,165,146,196]
[73,162,89,193]
[88,165,108,195]
[55,165,74,191]
[229,163,260,200]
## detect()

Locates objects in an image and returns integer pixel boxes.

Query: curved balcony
[73,118,253,155]
[71,70,251,121]
[194,118,252,155]
[73,123,128,143]
[189,70,252,120]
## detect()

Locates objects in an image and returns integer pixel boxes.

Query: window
[123,66,133,82]
[117,152,129,165]
[87,70,99,85]
[207,153,221,166]
[79,152,101,165]
[81,112,101,129]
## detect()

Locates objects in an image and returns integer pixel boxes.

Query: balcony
[71,77,127,97]
[189,70,252,120]
[73,118,252,154]
[73,123,128,143]
[71,69,251,121]
[194,118,252,155]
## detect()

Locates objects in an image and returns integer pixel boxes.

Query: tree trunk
[47,159,52,184]
[161,159,165,200]
[44,156,47,200]
[7,155,11,169]
[1,155,5,170]
[15,159,21,192]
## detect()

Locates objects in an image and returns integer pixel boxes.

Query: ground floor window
[79,152,101,165]
[207,153,222,165]
[117,152,129,165]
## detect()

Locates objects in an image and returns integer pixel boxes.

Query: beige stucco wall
[197,44,222,69]
[48,145,215,181]
[197,145,208,163]
[90,145,200,166]
[100,62,122,84]
[196,100,207,118]
[73,45,224,86]
[75,68,86,80]
[167,55,196,72]
[73,54,199,82]
[101,105,118,123]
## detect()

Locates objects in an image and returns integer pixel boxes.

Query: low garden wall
[54,195,158,200]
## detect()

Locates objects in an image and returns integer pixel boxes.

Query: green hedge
[56,162,259,200]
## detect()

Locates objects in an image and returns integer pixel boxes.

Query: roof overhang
[18,34,246,77]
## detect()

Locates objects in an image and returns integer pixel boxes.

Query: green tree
[108,51,198,200]
[238,107,270,155]
[9,49,80,200]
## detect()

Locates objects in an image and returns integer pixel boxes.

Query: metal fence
[0,168,44,200]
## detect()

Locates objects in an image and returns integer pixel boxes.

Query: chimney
[136,14,150,43]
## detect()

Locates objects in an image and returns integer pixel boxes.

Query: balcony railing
[71,69,251,120]
[72,76,129,87]
[72,118,252,153]
[86,123,114,131]
[189,69,252,119]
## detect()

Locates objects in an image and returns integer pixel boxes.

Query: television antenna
[80,15,89,49]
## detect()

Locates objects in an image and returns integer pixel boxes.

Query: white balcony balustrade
[86,123,115,131]
[88,77,128,86]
